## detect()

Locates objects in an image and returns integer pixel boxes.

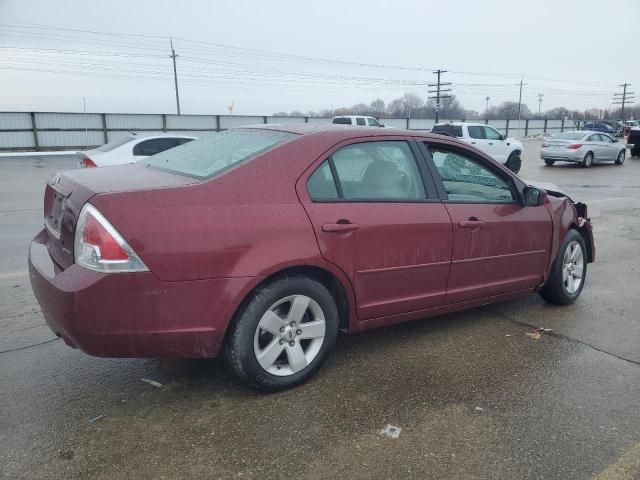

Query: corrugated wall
[0,111,575,151]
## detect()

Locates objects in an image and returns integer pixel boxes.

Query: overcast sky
[0,0,637,115]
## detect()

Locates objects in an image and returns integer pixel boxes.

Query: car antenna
[128,130,137,136]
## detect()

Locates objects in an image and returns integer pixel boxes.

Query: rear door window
[327,141,425,201]
[431,124,463,138]
[356,117,366,126]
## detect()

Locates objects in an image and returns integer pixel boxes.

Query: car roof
[332,115,374,119]
[433,122,485,127]
[239,123,444,142]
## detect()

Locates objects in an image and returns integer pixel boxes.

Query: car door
[299,138,453,321]
[420,142,552,304]
[585,134,606,160]
[599,134,618,160]
[482,126,507,162]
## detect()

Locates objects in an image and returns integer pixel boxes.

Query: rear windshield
[144,129,296,179]
[431,124,463,138]
[96,136,135,152]
[553,132,585,140]
[332,118,352,125]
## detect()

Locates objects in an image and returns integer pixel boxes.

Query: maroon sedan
[29,125,594,391]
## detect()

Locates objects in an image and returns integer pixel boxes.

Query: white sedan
[77,133,197,168]
[540,131,626,167]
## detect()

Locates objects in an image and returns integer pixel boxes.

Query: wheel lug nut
[289,341,295,347]
[280,327,285,333]
[296,329,302,335]
[290,321,295,327]
[279,339,285,345]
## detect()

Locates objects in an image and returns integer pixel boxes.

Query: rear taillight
[567,144,583,149]
[79,158,97,168]
[74,204,148,273]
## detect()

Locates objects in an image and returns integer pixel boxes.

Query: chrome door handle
[458,219,484,229]
[322,223,360,233]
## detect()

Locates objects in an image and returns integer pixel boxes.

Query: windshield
[144,129,296,179]
[96,136,135,152]
[553,132,585,140]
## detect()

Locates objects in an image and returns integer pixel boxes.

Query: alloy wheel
[253,295,326,376]
[562,240,584,294]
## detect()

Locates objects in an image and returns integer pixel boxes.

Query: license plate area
[46,193,66,239]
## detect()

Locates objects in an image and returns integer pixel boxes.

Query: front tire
[582,151,594,168]
[539,230,587,305]
[544,159,555,166]
[615,150,625,165]
[223,275,339,391]
[505,153,522,173]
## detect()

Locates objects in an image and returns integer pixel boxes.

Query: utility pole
[537,93,544,114]
[428,69,452,123]
[485,96,490,115]
[169,37,181,115]
[514,75,527,136]
[613,83,634,120]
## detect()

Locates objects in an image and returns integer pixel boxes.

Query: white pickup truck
[431,122,524,173]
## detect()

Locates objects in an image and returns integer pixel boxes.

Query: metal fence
[0,111,578,151]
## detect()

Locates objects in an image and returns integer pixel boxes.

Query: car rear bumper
[540,149,583,162]
[28,229,257,358]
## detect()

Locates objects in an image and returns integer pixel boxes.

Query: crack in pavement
[488,307,640,367]
[0,337,60,355]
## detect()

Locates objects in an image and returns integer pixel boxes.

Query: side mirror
[499,134,506,141]
[523,186,547,206]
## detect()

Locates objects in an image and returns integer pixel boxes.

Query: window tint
[176,137,195,145]
[587,135,600,142]
[429,148,515,203]
[431,124,463,137]
[330,141,425,200]
[307,161,338,200]
[133,138,182,156]
[356,117,366,126]
[144,129,295,179]
[367,118,381,127]
[467,126,485,139]
[332,117,352,125]
[483,126,502,140]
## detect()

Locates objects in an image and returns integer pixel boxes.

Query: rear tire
[581,152,594,168]
[505,153,522,173]
[223,274,339,392]
[631,146,640,158]
[544,159,555,166]
[615,150,625,165]
[539,230,587,305]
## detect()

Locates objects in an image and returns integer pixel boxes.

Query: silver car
[540,131,626,167]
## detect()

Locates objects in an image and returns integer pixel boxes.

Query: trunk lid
[43,164,198,269]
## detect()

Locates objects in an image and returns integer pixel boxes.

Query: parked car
[628,127,640,157]
[431,122,524,173]
[622,120,640,138]
[331,115,386,127]
[29,125,594,391]
[540,131,626,167]
[77,133,197,168]
[580,122,617,136]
